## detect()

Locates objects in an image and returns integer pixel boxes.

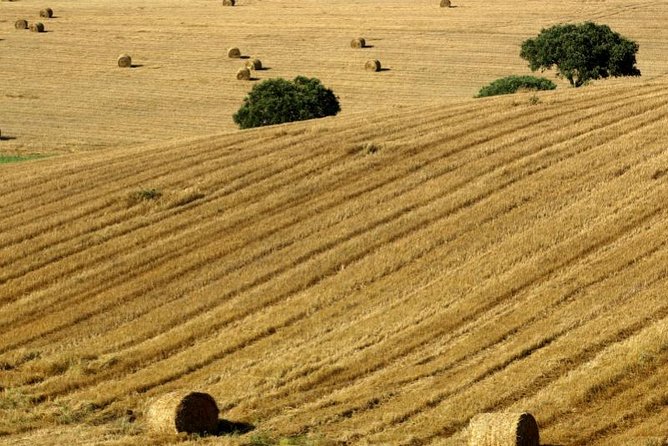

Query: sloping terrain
[1,0,668,154]
[1,79,667,445]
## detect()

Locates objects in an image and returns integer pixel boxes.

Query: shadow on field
[215,419,255,436]
[130,64,144,68]
[378,67,391,72]
[0,135,17,141]
[240,55,250,60]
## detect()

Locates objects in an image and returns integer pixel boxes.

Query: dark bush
[520,22,640,87]
[233,76,340,129]
[476,75,556,97]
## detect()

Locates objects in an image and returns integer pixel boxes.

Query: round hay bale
[222,0,235,5]
[245,58,262,70]
[15,19,29,30]
[29,22,45,33]
[39,8,53,18]
[117,54,132,68]
[236,67,251,80]
[468,412,539,446]
[440,0,452,6]
[365,59,381,72]
[351,37,366,48]
[227,47,241,58]
[146,391,219,435]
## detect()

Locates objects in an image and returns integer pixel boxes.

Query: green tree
[476,75,556,98]
[233,76,340,129]
[520,22,640,87]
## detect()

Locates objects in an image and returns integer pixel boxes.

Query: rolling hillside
[1,79,667,445]
[1,0,668,154]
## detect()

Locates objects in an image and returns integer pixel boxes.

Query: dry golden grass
[1,0,668,445]
[1,0,667,154]
[0,78,667,445]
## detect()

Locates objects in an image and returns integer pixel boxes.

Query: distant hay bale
[440,0,452,6]
[245,58,262,70]
[29,22,45,33]
[117,54,132,68]
[14,19,28,30]
[468,412,539,446]
[39,8,53,18]
[146,391,219,435]
[365,59,381,72]
[236,67,251,80]
[227,47,241,58]
[222,0,235,5]
[351,37,366,48]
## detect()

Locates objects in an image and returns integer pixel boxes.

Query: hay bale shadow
[130,64,144,68]
[239,55,250,60]
[215,419,254,436]
[0,135,17,141]
[378,67,391,72]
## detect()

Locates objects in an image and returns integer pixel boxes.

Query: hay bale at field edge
[29,22,45,33]
[440,0,452,7]
[351,37,366,48]
[245,58,262,70]
[223,0,235,5]
[237,67,251,80]
[468,412,539,446]
[227,47,241,58]
[14,19,28,30]
[117,54,132,68]
[365,59,381,72]
[146,391,219,435]
[39,8,53,18]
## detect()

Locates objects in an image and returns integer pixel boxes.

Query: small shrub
[233,76,340,129]
[476,75,556,97]
[127,188,162,206]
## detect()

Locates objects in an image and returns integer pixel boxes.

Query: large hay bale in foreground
[117,54,132,68]
[227,47,241,58]
[15,19,29,30]
[237,67,251,80]
[440,0,452,6]
[351,37,366,48]
[468,412,539,446]
[245,58,262,70]
[39,8,53,18]
[365,59,381,72]
[29,22,45,33]
[222,0,235,5]
[146,391,219,435]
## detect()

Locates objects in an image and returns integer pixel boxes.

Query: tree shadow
[215,419,255,436]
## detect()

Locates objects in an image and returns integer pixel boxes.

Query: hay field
[1,0,668,153]
[1,77,668,444]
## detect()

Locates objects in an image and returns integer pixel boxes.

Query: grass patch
[0,154,46,164]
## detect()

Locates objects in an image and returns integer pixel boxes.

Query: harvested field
[0,79,667,445]
[1,0,667,154]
